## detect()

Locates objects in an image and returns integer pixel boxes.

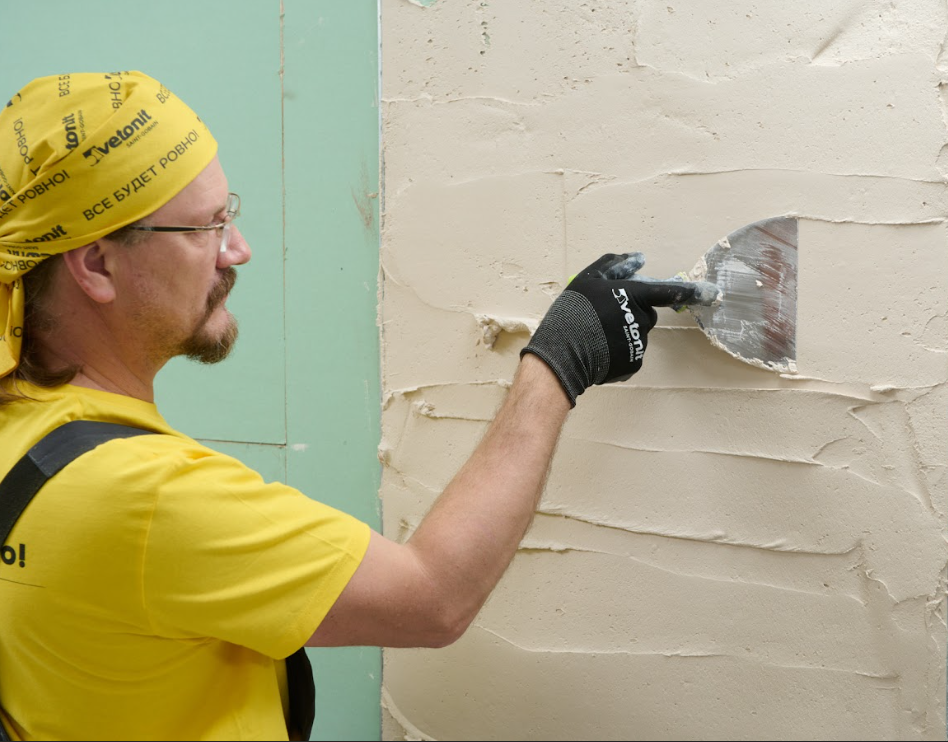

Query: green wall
[1,2,382,739]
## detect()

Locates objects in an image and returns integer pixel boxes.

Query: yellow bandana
[0,71,218,377]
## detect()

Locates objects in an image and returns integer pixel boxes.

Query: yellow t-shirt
[0,383,371,741]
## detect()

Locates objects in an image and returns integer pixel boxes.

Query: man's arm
[309,354,569,648]
[308,253,716,648]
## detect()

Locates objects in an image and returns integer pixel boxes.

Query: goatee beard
[181,268,239,365]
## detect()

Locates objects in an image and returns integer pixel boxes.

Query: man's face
[111,156,251,367]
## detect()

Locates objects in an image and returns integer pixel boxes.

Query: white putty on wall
[380,1,948,739]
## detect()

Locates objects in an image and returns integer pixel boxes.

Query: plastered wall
[379,1,948,739]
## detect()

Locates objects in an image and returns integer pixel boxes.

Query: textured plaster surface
[380,1,948,739]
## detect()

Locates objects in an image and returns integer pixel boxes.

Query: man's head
[0,71,248,397]
[56,155,250,370]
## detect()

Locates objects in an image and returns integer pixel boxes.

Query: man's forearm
[406,354,571,632]
[310,252,702,648]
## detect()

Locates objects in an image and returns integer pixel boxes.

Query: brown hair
[0,223,145,406]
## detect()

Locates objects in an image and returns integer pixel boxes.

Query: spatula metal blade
[688,216,798,373]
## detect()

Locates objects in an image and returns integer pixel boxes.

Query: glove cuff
[520,290,610,406]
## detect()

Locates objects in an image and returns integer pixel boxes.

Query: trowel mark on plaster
[382,265,550,352]
[381,689,435,742]
[383,443,945,729]
[467,624,900,681]
[656,107,721,140]
[443,94,543,108]
[850,546,947,735]
[389,364,902,403]
[389,60,946,180]
[390,387,946,525]
[388,384,938,481]
[935,81,948,178]
[584,433,878,473]
[385,631,917,738]
[475,625,725,660]
[810,0,868,64]
[391,508,866,599]
[533,507,857,557]
[563,169,618,203]
[938,0,948,69]
[788,215,946,226]
[926,580,948,633]
[396,403,794,465]
[571,169,948,224]
[633,2,946,82]
[379,263,444,314]
[918,311,948,353]
[903,384,948,521]
[390,504,940,719]
[382,380,510,414]
[810,430,939,515]
[489,547,889,666]
[869,381,943,397]
[845,401,941,519]
[616,440,836,470]
[515,541,863,602]
[522,512,868,595]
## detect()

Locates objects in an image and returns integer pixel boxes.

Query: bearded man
[0,72,714,741]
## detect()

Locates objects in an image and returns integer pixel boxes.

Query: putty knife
[679,216,798,373]
[571,215,797,372]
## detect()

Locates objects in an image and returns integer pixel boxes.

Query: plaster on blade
[685,217,798,373]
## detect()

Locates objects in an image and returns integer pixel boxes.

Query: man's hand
[521,252,719,406]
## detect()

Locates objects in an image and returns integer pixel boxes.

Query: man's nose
[218,225,251,268]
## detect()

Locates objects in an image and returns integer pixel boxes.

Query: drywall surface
[379,1,948,739]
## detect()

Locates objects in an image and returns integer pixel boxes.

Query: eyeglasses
[129,192,241,253]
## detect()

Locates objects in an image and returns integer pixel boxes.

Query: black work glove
[521,252,720,406]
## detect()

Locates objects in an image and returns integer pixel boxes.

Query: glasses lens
[219,194,240,253]
[220,223,231,253]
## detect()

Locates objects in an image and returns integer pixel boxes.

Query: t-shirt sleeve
[140,441,371,659]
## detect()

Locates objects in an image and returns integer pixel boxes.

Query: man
[0,72,715,740]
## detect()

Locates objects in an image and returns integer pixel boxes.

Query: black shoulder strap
[0,420,154,742]
[0,421,155,548]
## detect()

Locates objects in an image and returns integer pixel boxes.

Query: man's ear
[61,241,116,304]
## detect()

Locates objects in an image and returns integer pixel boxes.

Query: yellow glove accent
[673,272,692,313]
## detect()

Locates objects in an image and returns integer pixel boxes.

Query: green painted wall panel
[1,0,288,446]
[282,1,383,739]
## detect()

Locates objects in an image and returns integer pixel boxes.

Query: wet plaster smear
[379,1,948,739]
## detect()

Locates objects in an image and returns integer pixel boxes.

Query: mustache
[206,268,237,314]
